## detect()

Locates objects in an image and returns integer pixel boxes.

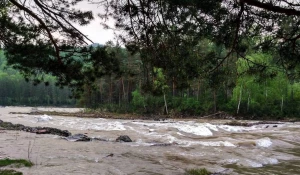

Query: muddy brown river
[1,107,300,175]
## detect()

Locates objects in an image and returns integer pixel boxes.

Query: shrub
[185,168,211,175]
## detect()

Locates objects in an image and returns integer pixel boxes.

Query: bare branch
[8,0,61,61]
[244,0,300,16]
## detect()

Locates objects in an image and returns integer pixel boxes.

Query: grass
[0,159,33,168]
[0,158,33,175]
[0,169,22,175]
[185,168,212,175]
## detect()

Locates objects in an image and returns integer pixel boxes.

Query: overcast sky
[75,2,116,45]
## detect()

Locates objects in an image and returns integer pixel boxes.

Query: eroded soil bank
[1,106,300,175]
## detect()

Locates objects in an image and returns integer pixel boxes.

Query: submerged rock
[93,137,109,142]
[116,135,132,142]
[104,153,114,158]
[66,134,92,142]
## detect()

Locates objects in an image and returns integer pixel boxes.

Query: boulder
[116,135,132,142]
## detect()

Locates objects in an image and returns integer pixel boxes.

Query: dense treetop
[0,0,299,93]
[0,0,123,94]
[99,0,299,80]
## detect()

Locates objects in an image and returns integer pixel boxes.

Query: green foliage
[74,43,300,118]
[229,52,300,118]
[0,158,33,167]
[184,168,211,175]
[131,89,145,110]
[0,169,22,175]
[169,97,202,115]
[153,67,169,95]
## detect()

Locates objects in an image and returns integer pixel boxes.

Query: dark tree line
[0,51,75,106]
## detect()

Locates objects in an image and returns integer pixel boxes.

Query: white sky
[75,2,116,45]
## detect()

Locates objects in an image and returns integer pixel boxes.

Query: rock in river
[116,135,132,142]
[66,134,92,142]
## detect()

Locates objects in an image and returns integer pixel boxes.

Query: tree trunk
[172,77,175,97]
[163,92,168,115]
[119,79,121,107]
[99,80,102,103]
[197,80,200,101]
[122,77,126,100]
[237,85,243,114]
[213,88,217,113]
[247,91,250,112]
[109,77,112,103]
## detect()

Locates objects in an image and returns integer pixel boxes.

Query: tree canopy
[0,0,299,94]
[99,0,299,84]
[1,0,100,93]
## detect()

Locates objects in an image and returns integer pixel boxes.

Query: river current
[1,107,300,175]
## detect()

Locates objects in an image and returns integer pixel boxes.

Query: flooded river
[1,107,300,175]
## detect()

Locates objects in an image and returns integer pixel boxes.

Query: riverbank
[9,108,300,122]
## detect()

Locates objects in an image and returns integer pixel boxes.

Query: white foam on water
[132,139,153,146]
[205,123,219,131]
[166,135,177,143]
[176,132,185,136]
[96,121,126,131]
[287,124,300,128]
[149,129,155,132]
[261,157,278,165]
[218,125,247,132]
[128,130,236,147]
[256,138,272,148]
[132,121,214,136]
[220,158,239,164]
[52,117,127,131]
[245,159,263,167]
[35,114,53,122]
[166,136,236,147]
[177,124,213,136]
[230,156,278,168]
[217,123,275,133]
[198,141,236,147]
